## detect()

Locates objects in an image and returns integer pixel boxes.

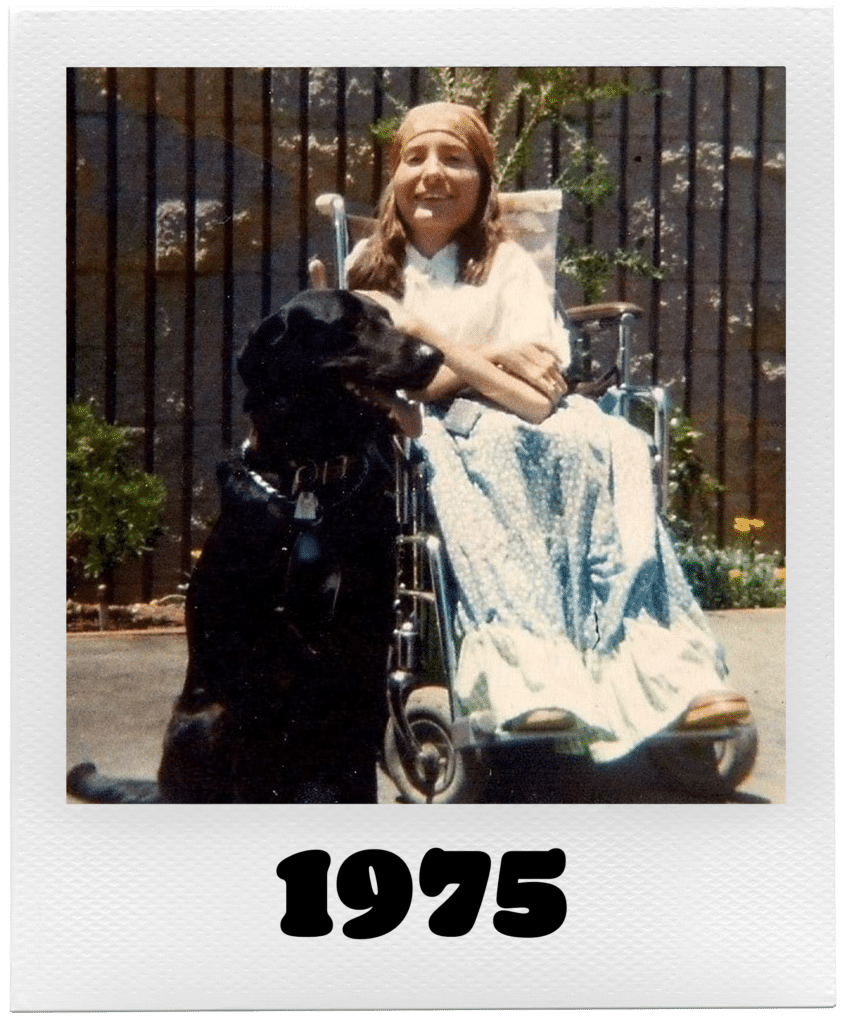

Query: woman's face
[392,131,483,255]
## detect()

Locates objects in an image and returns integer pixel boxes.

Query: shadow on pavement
[68,609,782,805]
[470,745,770,805]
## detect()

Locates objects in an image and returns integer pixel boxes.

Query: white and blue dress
[352,238,729,761]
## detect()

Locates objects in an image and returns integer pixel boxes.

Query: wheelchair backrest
[316,189,562,300]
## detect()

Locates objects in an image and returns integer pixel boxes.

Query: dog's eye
[357,316,387,334]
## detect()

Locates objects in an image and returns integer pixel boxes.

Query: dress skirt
[416,394,730,762]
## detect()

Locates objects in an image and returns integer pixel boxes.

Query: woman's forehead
[401,130,475,156]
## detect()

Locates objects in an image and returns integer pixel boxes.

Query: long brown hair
[347,112,505,297]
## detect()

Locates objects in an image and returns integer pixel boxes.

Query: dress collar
[405,242,459,283]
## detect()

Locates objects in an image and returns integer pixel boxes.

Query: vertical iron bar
[261,68,273,316]
[104,68,118,423]
[617,68,630,300]
[371,68,384,206]
[143,69,158,474]
[584,67,595,250]
[141,67,158,600]
[748,68,766,518]
[66,68,77,402]
[336,67,347,195]
[715,68,733,546]
[650,68,663,385]
[550,116,560,184]
[298,67,310,291]
[683,67,698,417]
[409,67,420,107]
[221,68,234,450]
[515,93,526,191]
[181,68,197,579]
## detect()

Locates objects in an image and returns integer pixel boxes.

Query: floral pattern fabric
[417,397,728,760]
[349,237,730,760]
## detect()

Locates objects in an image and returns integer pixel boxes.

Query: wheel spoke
[383,686,480,803]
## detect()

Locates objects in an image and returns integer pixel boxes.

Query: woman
[348,101,751,761]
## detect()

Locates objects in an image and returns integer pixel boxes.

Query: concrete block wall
[68,66,785,601]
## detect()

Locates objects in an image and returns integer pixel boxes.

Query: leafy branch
[370,66,663,302]
[559,239,664,305]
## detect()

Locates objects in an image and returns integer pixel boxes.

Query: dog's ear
[239,307,322,413]
[237,309,289,395]
[239,296,351,404]
[238,292,368,413]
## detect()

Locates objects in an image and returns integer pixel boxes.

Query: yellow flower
[734,517,765,533]
[774,567,786,582]
[729,569,743,580]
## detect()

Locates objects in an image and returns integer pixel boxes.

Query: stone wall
[68,67,785,601]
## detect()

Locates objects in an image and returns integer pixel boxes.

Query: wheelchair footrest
[647,722,756,746]
[451,710,592,756]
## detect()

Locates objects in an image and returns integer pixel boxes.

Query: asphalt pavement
[66,608,785,804]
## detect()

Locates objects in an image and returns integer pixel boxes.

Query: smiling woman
[350,102,568,424]
[346,101,754,770]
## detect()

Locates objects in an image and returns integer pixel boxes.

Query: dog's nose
[416,341,443,362]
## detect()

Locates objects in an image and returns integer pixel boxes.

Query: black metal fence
[66,67,785,602]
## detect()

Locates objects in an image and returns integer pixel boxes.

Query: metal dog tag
[294,491,319,521]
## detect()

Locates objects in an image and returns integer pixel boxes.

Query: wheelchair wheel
[384,686,481,803]
[647,723,758,798]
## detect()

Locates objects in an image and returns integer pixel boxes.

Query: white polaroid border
[11,7,835,1011]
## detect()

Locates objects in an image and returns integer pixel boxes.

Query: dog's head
[237,290,443,459]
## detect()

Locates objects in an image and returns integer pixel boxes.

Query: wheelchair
[312,189,758,803]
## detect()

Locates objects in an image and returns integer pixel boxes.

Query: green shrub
[664,408,725,544]
[674,525,786,611]
[66,400,167,595]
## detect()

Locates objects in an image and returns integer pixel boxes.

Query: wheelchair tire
[383,686,481,803]
[647,723,758,798]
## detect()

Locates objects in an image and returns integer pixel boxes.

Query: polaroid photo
[10,6,835,1011]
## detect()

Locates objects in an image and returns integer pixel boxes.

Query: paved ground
[66,608,785,804]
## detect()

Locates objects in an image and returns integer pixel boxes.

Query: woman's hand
[481,339,568,403]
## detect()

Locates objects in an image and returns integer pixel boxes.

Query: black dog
[67,290,443,803]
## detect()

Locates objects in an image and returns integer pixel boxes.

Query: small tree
[66,400,167,597]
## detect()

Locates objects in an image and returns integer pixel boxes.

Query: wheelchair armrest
[308,257,329,290]
[565,302,643,329]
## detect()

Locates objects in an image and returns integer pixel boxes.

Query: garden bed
[66,597,186,633]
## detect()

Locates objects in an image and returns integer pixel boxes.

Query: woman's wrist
[433,344,555,424]
[406,364,465,404]
[362,298,556,423]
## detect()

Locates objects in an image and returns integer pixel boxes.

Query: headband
[389,102,496,175]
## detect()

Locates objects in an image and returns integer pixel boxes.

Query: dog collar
[241,442,362,491]
[241,442,372,517]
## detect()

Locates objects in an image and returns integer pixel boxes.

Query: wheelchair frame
[312,191,757,803]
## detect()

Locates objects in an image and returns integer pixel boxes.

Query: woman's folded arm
[356,290,558,423]
[408,342,556,424]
